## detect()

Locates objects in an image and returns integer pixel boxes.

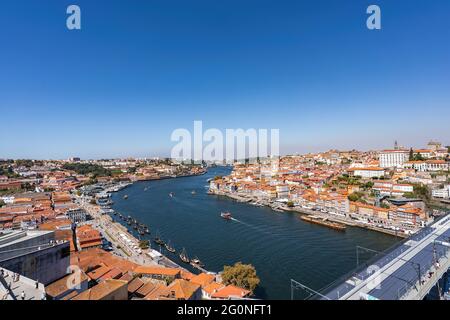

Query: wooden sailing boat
[179,248,190,263]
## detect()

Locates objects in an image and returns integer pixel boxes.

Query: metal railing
[309,214,449,300]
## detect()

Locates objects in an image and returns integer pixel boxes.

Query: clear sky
[0,0,449,159]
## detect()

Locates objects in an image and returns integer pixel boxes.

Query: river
[110,166,399,299]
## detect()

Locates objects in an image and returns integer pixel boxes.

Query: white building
[404,160,449,172]
[432,185,450,199]
[379,150,409,168]
[348,167,385,178]
[373,181,414,197]
[275,185,289,199]
[66,208,87,223]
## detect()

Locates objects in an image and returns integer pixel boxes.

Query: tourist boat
[144,187,148,191]
[127,220,132,226]
[145,226,150,234]
[123,195,128,200]
[191,190,196,195]
[165,241,176,253]
[220,212,232,220]
[179,248,190,263]
[190,257,205,268]
[153,236,165,246]
[138,229,145,236]
[300,215,346,232]
[169,192,175,198]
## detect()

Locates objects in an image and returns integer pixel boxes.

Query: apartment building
[379,149,409,168]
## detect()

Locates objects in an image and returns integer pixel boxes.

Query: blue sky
[0,0,449,159]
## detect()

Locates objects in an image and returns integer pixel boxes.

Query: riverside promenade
[210,190,408,238]
[81,203,190,270]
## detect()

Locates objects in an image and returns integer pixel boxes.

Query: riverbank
[109,166,400,299]
[82,202,201,274]
[209,190,407,238]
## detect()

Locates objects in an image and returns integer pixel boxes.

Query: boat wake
[230,218,283,237]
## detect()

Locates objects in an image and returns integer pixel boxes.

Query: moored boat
[153,236,165,246]
[179,248,190,263]
[165,241,176,253]
[190,257,205,268]
[300,215,346,231]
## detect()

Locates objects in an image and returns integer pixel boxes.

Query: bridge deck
[320,215,450,300]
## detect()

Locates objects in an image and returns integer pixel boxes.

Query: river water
[110,166,399,299]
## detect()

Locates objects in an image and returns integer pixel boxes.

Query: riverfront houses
[209,141,449,235]
[0,158,252,300]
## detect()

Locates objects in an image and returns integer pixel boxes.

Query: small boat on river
[221,212,232,220]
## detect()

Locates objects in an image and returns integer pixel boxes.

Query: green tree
[412,153,425,161]
[287,201,294,208]
[221,262,260,293]
[0,199,5,208]
[139,240,150,249]
[361,181,374,191]
[413,184,429,200]
[403,192,415,199]
[380,202,390,209]
[62,163,111,177]
[409,148,414,161]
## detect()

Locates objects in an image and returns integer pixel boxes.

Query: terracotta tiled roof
[45,271,89,298]
[203,282,224,296]
[167,279,200,300]
[211,285,251,299]
[86,264,111,281]
[70,279,128,300]
[127,277,145,294]
[133,266,181,277]
[190,273,215,288]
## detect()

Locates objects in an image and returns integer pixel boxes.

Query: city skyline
[1,0,450,159]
